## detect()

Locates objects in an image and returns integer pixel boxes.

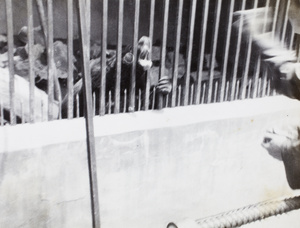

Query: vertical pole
[47,0,54,121]
[5,0,15,125]
[78,1,100,227]
[253,0,270,98]
[194,0,209,104]
[67,0,74,119]
[129,0,140,112]
[27,0,35,122]
[145,0,155,111]
[230,0,245,101]
[158,0,170,109]
[100,0,108,116]
[219,0,234,102]
[114,0,124,114]
[170,0,183,107]
[183,0,197,106]
[35,0,48,40]
[240,0,258,100]
[207,0,222,103]
[281,0,291,46]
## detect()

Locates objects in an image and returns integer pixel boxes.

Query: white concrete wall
[1,96,300,228]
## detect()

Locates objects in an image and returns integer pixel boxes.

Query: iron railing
[0,0,295,125]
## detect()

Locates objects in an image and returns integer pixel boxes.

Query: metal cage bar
[0,0,293,126]
[183,0,197,106]
[144,0,155,111]
[100,0,108,116]
[170,0,183,107]
[67,0,74,119]
[158,0,170,109]
[281,0,291,46]
[252,0,270,99]
[129,0,140,112]
[230,0,246,101]
[47,0,55,121]
[219,0,234,102]
[194,0,209,104]
[5,0,15,125]
[114,0,124,114]
[27,0,35,123]
[207,0,222,103]
[77,1,100,227]
[240,0,258,100]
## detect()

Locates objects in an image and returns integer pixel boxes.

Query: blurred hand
[262,122,300,189]
[156,76,172,95]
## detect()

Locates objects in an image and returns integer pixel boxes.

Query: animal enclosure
[0,0,296,125]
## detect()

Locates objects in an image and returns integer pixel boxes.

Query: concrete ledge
[1,95,300,152]
[1,96,300,228]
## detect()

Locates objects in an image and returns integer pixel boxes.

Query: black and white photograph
[0,0,300,227]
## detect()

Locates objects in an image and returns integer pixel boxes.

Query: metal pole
[78,1,100,227]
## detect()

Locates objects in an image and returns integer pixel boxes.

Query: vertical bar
[158,0,170,109]
[201,83,206,104]
[235,79,240,100]
[28,0,35,123]
[47,0,54,121]
[267,79,271,96]
[224,81,229,101]
[114,0,124,114]
[257,77,262,97]
[177,85,181,106]
[93,93,96,115]
[289,31,295,50]
[165,94,169,108]
[194,0,209,104]
[183,0,197,106]
[240,0,258,100]
[252,0,270,98]
[5,0,15,125]
[76,94,80,118]
[213,81,218,103]
[138,89,142,111]
[207,0,222,103]
[123,89,127,113]
[129,0,140,112]
[280,0,291,46]
[108,91,112,114]
[189,84,194,105]
[35,0,48,40]
[271,0,281,40]
[230,0,246,101]
[151,87,156,110]
[219,0,234,102]
[170,0,183,107]
[247,78,252,98]
[67,0,74,119]
[145,0,155,111]
[100,0,108,116]
[77,1,100,228]
[86,0,90,47]
[261,69,268,97]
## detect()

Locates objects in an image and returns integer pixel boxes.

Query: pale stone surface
[0,96,300,228]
